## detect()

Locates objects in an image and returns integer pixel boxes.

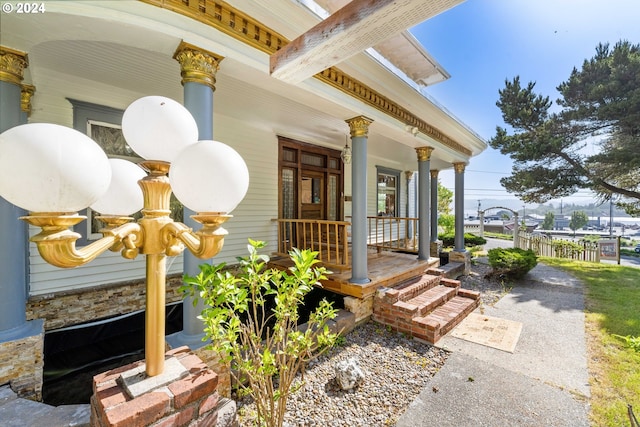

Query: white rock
[335,357,365,390]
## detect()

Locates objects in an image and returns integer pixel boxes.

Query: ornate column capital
[430,169,439,179]
[404,170,414,180]
[346,115,374,138]
[0,46,29,86]
[173,42,224,91]
[21,84,35,116]
[415,146,434,162]
[453,162,467,173]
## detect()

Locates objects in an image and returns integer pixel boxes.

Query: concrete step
[0,385,90,427]
[427,261,466,279]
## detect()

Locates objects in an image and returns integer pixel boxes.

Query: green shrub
[438,232,487,247]
[487,247,538,279]
[181,239,338,427]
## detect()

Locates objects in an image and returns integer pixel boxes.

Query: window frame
[376,166,400,218]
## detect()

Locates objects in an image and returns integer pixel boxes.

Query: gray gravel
[236,322,449,426]
[236,258,509,427]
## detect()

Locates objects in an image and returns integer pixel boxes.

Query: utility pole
[610,197,614,237]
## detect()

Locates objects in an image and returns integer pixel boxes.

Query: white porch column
[167,42,223,350]
[416,147,433,260]
[347,116,373,284]
[453,162,466,252]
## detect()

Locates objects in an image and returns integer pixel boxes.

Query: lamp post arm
[22,215,142,268]
[161,220,227,259]
[161,214,230,259]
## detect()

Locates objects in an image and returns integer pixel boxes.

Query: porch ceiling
[0,1,483,170]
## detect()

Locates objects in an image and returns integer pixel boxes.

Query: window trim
[376,166,400,217]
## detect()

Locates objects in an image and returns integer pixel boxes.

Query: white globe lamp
[90,159,146,216]
[169,140,249,214]
[0,123,111,213]
[122,96,199,162]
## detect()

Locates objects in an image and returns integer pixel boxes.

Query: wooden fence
[517,232,600,262]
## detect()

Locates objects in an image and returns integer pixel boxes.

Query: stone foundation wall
[26,275,185,331]
[0,320,44,401]
[343,296,373,325]
[448,250,471,275]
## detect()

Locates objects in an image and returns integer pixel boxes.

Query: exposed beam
[270,0,463,84]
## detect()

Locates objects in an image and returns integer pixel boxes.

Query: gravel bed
[237,322,448,426]
[458,257,510,307]
[236,259,505,426]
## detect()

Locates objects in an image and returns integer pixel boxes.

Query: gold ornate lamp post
[0,96,249,377]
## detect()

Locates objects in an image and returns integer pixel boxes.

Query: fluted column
[415,147,433,260]
[347,116,373,284]
[453,162,466,252]
[167,42,224,350]
[0,47,38,340]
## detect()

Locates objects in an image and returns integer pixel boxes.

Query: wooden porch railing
[367,216,419,253]
[273,219,350,269]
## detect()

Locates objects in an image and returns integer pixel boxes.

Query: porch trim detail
[139,0,472,156]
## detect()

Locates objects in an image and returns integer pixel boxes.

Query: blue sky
[410,0,640,207]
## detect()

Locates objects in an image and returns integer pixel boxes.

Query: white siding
[25,71,416,296]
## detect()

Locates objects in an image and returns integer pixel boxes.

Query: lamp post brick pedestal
[90,346,219,427]
[0,96,249,426]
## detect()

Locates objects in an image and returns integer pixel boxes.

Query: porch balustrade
[367,216,419,253]
[273,219,350,269]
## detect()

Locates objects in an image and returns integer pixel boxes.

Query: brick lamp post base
[90,346,219,427]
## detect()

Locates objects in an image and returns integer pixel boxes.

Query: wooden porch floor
[268,248,439,299]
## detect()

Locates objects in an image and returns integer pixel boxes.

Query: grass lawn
[540,257,640,427]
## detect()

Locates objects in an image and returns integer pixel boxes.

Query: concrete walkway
[396,261,591,427]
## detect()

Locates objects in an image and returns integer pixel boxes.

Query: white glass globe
[169,140,249,214]
[90,159,146,216]
[0,123,111,212]
[121,96,199,162]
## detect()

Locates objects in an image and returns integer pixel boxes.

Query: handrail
[273,219,350,269]
[367,216,419,253]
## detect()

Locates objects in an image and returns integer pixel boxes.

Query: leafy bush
[439,232,487,247]
[550,239,585,258]
[487,247,538,279]
[181,239,338,427]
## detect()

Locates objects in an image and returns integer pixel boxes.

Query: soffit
[312,0,451,86]
[0,2,481,166]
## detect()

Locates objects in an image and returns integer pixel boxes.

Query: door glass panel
[328,175,337,220]
[282,168,295,218]
[302,177,321,204]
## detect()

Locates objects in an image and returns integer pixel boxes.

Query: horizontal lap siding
[26,75,279,295]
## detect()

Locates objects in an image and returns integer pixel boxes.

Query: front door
[278,136,343,221]
[301,171,324,219]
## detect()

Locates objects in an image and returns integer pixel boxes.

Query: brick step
[393,284,458,318]
[412,293,480,344]
[380,274,441,304]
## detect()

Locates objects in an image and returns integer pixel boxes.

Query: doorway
[278,136,344,221]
